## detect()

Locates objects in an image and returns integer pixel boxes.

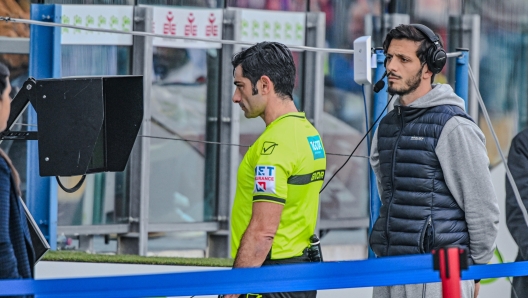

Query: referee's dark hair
[231,41,295,100]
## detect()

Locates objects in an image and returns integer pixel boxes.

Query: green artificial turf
[41,250,233,267]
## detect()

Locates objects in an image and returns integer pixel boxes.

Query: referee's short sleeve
[252,140,294,205]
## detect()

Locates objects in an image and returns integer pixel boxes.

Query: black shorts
[239,250,317,298]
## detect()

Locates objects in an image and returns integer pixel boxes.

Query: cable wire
[361,85,371,152]
[361,84,373,205]
[139,135,369,158]
[320,94,395,194]
[139,135,249,148]
[12,123,37,127]
[468,64,528,229]
[0,16,355,55]
[56,175,86,193]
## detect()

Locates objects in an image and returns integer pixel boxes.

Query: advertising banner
[151,7,223,49]
[237,8,306,47]
[61,5,134,45]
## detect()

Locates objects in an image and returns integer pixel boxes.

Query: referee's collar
[276,112,306,121]
[268,112,306,127]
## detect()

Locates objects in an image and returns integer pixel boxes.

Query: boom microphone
[373,71,389,93]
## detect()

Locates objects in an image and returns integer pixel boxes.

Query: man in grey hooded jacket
[369,24,499,298]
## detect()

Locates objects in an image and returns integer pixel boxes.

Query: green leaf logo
[285,22,292,39]
[274,22,281,39]
[74,15,82,25]
[62,15,70,33]
[122,16,131,31]
[98,15,106,28]
[110,16,118,29]
[252,20,260,38]
[85,15,94,34]
[73,15,82,33]
[263,21,270,38]
[241,19,249,37]
[295,23,303,40]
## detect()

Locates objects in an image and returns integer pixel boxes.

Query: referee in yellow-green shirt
[222,42,326,298]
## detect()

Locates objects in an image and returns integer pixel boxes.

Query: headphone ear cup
[384,57,388,68]
[429,48,446,74]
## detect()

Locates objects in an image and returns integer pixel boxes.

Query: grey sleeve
[436,117,499,264]
[370,129,383,196]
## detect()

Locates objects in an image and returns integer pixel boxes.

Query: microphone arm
[373,71,389,93]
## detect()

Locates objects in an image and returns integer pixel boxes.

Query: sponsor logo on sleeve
[261,141,278,155]
[311,170,325,182]
[307,135,325,160]
[254,165,276,194]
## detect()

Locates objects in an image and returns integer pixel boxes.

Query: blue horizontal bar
[1,254,527,297]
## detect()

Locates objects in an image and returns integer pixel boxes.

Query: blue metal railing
[368,49,388,259]
[27,4,61,250]
[1,254,526,297]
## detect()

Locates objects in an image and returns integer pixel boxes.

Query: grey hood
[393,84,466,111]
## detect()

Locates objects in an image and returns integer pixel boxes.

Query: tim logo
[206,13,218,37]
[307,136,325,160]
[163,11,176,35]
[185,13,197,36]
[254,165,276,194]
[411,136,424,141]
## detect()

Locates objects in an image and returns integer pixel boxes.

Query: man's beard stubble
[388,64,425,96]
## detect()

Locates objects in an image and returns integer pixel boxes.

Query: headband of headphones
[411,24,441,47]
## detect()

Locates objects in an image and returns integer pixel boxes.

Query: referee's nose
[232,88,241,103]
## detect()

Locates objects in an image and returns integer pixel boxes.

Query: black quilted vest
[369,104,472,257]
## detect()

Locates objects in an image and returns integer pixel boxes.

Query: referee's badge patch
[261,141,278,155]
[254,165,276,194]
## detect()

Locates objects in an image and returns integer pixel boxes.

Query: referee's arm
[233,201,284,268]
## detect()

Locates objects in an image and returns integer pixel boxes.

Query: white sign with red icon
[152,7,223,49]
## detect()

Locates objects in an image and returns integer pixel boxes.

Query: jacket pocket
[420,216,433,253]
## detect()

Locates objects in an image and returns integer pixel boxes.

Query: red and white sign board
[151,7,223,49]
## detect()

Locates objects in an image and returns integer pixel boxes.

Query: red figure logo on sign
[185,13,197,36]
[163,11,176,35]
[206,13,218,37]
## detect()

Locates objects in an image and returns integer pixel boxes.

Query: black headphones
[411,24,446,74]
[383,24,446,74]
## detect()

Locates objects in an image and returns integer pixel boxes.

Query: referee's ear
[260,75,273,96]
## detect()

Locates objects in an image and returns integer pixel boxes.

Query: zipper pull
[398,106,401,115]
[428,216,432,226]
